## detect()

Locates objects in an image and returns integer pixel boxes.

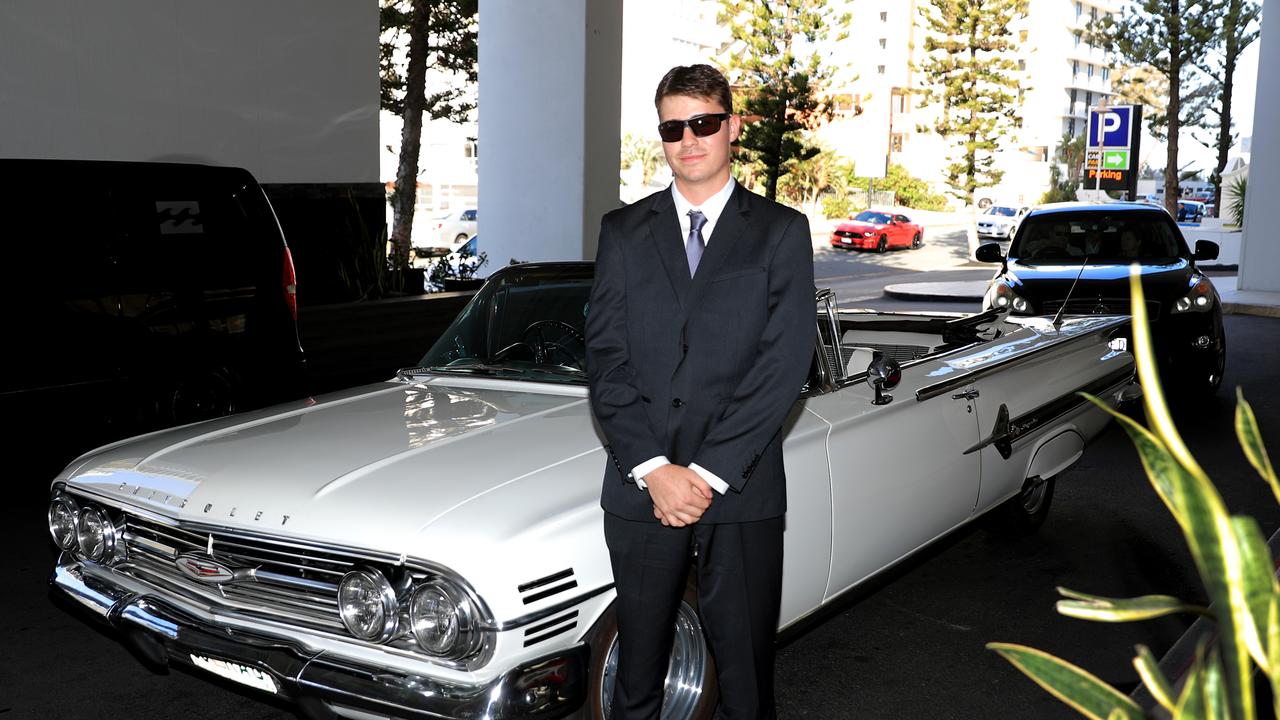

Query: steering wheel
[492,320,586,368]
[522,320,586,367]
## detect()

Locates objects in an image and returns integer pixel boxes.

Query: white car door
[804,356,982,601]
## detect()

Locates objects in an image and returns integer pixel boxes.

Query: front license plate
[190,653,278,694]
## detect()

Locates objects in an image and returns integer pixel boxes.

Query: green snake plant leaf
[1127,268,1208,482]
[1080,394,1180,525]
[1133,644,1176,713]
[1203,650,1229,720]
[1173,646,1208,720]
[987,643,1146,720]
[1056,587,1208,623]
[1127,270,1255,720]
[1236,389,1280,504]
[1231,515,1277,670]
[1269,596,1280,720]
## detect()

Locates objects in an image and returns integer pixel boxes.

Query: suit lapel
[683,184,752,317]
[646,189,691,308]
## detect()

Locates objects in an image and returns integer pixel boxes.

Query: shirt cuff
[690,463,730,495]
[632,456,670,490]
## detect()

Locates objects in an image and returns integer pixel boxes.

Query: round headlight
[75,506,116,562]
[338,569,399,642]
[410,581,469,655]
[48,494,80,551]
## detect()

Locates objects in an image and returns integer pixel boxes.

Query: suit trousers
[603,512,784,720]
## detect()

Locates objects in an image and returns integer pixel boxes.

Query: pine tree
[1191,0,1261,214]
[380,0,478,263]
[913,0,1028,255]
[717,0,849,201]
[1089,0,1223,218]
[914,0,1027,204]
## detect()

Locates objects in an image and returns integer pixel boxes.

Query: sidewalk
[882,272,1280,318]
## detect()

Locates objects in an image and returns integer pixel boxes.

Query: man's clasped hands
[645,464,715,527]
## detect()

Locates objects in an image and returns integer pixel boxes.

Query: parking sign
[1088,106,1133,149]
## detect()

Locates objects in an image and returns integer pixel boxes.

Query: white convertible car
[48,262,1135,720]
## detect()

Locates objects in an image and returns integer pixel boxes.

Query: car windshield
[413,264,593,384]
[853,211,892,224]
[985,206,1018,217]
[1009,211,1186,263]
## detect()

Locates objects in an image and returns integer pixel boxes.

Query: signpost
[1085,104,1142,199]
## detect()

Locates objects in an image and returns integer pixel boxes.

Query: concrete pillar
[1239,3,1279,292]
[476,0,622,269]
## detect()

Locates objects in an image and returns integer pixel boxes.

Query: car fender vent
[522,609,579,647]
[518,568,577,605]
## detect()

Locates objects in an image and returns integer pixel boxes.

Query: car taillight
[282,247,298,321]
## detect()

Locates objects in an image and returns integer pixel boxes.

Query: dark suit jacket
[585,184,815,523]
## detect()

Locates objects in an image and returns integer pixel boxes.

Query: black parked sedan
[976,202,1225,395]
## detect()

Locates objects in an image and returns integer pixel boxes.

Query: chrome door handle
[952,388,980,400]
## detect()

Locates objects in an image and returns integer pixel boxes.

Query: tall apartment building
[820,0,1120,205]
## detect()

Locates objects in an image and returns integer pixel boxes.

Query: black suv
[977,202,1225,395]
[3,160,307,461]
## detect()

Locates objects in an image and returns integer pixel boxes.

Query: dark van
[2,160,306,467]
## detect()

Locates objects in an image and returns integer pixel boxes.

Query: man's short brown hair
[654,64,733,114]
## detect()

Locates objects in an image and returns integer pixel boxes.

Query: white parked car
[434,208,477,246]
[47,262,1134,720]
[977,205,1028,240]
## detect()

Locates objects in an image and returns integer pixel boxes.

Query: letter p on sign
[1089,106,1131,148]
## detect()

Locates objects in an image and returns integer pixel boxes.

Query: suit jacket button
[672,398,684,408]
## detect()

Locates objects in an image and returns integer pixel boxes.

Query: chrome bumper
[51,559,588,720]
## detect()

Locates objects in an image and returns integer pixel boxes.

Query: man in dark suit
[585,64,815,720]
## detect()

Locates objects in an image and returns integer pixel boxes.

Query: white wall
[0,1,378,184]
[477,0,622,265]
[1239,2,1279,293]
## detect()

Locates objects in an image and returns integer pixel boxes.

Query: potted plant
[428,241,488,292]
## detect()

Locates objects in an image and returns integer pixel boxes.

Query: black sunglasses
[657,113,731,143]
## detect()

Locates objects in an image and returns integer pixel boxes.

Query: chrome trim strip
[915,318,1128,402]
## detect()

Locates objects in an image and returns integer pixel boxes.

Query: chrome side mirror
[867,352,901,405]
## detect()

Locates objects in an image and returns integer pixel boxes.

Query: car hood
[58,378,604,556]
[1005,258,1195,306]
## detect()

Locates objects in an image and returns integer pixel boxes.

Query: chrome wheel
[601,601,709,719]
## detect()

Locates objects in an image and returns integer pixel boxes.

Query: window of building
[891,88,909,114]
[1102,67,1111,81]
[879,38,887,49]
[1086,91,1093,106]
[1068,119,1078,138]
[1087,63,1094,78]
[1074,31,1081,47]
[1070,88,1078,105]
[880,11,887,21]
[1091,6,1098,21]
[1076,2,1083,18]
[877,65,886,74]
[1073,60,1079,76]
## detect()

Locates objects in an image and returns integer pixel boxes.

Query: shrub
[1227,176,1248,228]
[821,194,855,219]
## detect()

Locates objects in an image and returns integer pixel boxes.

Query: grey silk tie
[686,209,707,277]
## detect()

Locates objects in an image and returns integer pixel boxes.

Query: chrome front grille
[118,515,364,633]
[1040,298,1161,317]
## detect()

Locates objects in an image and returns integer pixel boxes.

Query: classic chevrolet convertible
[47,262,1134,720]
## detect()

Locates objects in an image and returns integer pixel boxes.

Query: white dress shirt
[632,177,737,495]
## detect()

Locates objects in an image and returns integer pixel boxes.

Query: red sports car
[829,210,924,252]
